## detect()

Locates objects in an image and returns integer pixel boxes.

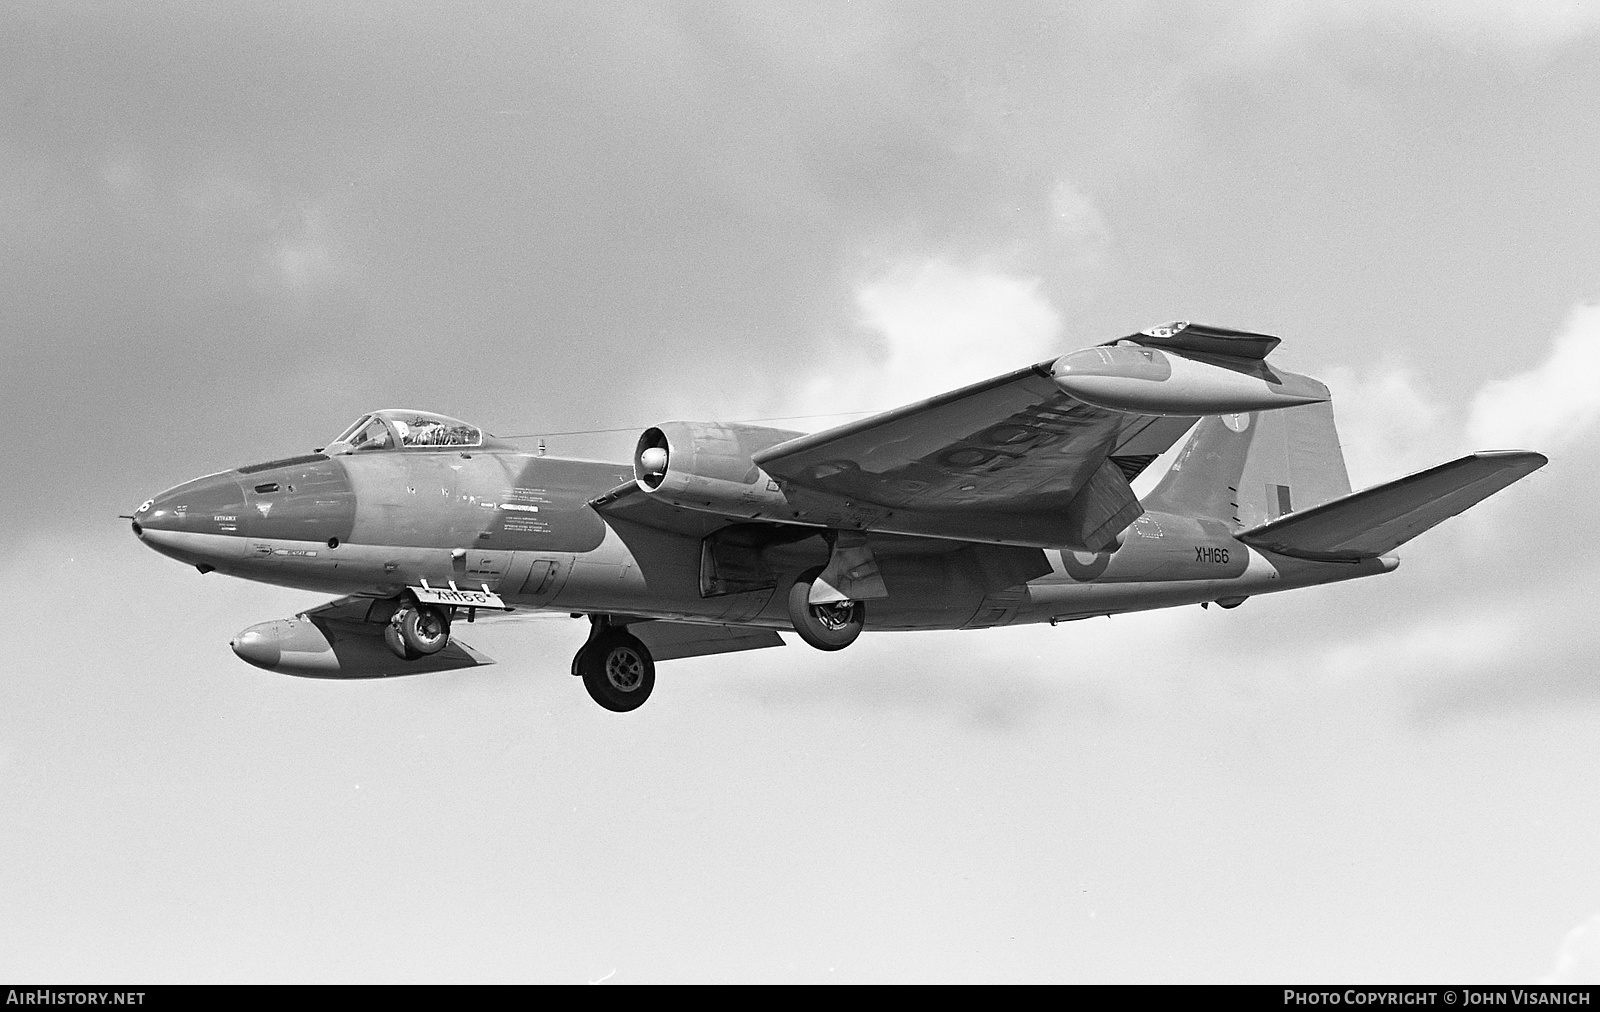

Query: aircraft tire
[382,620,415,660]
[390,603,451,657]
[578,629,656,712]
[787,567,865,651]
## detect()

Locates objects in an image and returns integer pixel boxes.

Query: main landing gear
[567,561,870,711]
[572,620,656,712]
[786,566,865,651]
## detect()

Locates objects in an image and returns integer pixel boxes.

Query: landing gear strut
[573,619,656,712]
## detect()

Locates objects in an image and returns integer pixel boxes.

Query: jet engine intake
[632,421,801,520]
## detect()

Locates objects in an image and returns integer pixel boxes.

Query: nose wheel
[574,625,656,712]
[383,602,452,660]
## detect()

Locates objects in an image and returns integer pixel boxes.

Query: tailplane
[1237,451,1546,561]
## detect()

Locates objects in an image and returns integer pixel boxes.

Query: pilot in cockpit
[326,410,482,454]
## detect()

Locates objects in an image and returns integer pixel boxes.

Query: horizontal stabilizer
[1237,451,1546,562]
[630,621,785,661]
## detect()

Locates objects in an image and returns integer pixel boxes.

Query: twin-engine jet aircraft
[132,322,1545,711]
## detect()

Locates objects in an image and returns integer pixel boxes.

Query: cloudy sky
[4,1,1600,983]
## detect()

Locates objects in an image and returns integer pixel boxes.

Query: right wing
[595,321,1320,552]
[751,363,1199,551]
[1237,451,1547,562]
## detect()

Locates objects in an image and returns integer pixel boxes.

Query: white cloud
[87,153,351,302]
[252,205,348,298]
[787,258,1064,418]
[1049,180,1111,272]
[1317,609,1521,682]
[1467,301,1600,453]
[1543,913,1600,984]
[272,234,339,293]
[1315,299,1600,491]
[1321,364,1453,489]
[1235,0,1600,52]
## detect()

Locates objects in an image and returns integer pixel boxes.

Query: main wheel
[383,603,451,659]
[578,629,656,712]
[786,566,865,651]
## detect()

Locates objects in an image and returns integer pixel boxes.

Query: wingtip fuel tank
[1050,330,1330,416]
[231,615,494,678]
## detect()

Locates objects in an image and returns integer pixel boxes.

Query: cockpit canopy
[324,409,483,454]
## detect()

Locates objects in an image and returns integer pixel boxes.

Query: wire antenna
[498,410,873,441]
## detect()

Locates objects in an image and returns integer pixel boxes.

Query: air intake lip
[634,428,670,490]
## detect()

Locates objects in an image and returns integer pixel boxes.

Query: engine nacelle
[633,421,801,520]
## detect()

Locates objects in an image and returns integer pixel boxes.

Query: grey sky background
[4,1,1600,982]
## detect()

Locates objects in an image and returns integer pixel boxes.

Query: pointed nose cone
[231,627,282,670]
[131,471,249,571]
[136,471,247,536]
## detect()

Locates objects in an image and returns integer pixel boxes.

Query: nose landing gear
[572,621,656,712]
[383,601,452,660]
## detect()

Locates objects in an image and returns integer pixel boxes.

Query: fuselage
[133,444,1394,632]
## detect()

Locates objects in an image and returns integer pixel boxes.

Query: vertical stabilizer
[1141,400,1352,529]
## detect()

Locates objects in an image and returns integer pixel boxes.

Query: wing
[1237,451,1547,561]
[630,620,785,660]
[587,479,756,539]
[751,364,1198,551]
[593,321,1315,552]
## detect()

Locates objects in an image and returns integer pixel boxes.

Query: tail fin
[1141,400,1353,528]
[1238,451,1546,561]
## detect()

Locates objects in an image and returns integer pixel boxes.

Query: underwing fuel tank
[1050,343,1329,416]
[230,616,493,678]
